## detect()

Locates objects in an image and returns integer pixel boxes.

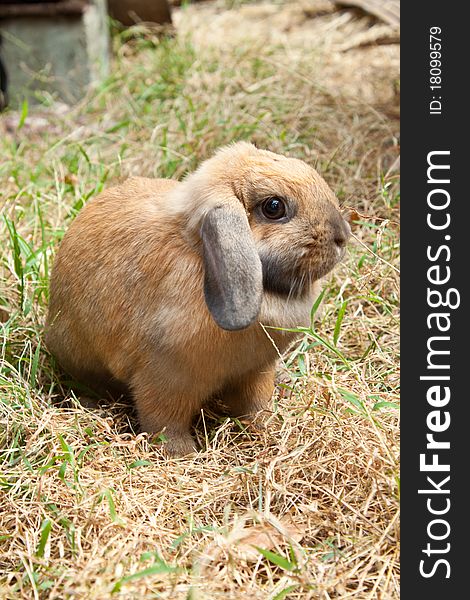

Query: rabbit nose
[330,215,350,248]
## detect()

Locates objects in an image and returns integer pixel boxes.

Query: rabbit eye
[262,197,286,220]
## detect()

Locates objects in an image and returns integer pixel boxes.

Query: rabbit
[45,142,350,456]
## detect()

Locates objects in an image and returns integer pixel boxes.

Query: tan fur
[45,142,349,456]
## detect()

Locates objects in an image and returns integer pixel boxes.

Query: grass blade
[102,488,125,527]
[271,585,299,600]
[112,561,180,593]
[255,547,297,572]
[333,300,348,346]
[36,519,52,557]
[18,99,29,130]
[310,287,326,326]
[30,341,41,387]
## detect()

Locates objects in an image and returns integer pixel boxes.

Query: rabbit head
[169,142,350,331]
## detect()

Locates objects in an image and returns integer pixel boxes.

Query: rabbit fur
[45,142,350,456]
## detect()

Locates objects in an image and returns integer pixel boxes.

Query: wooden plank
[334,0,400,27]
[0,1,87,19]
[107,0,172,26]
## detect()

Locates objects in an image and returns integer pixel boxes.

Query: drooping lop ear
[201,205,263,331]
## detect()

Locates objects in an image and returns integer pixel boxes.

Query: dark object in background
[0,0,172,109]
[0,0,109,107]
[0,57,6,107]
[107,0,172,26]
[0,33,7,109]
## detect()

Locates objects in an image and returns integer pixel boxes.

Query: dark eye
[262,197,286,220]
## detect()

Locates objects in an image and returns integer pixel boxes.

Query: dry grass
[0,1,399,597]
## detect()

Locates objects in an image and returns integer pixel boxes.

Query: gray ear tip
[210,309,258,331]
[203,281,261,331]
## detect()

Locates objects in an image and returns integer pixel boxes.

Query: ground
[0,1,399,598]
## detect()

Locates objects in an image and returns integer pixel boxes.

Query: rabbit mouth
[336,244,347,261]
[259,250,341,297]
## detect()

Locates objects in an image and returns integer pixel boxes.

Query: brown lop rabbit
[45,142,350,456]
